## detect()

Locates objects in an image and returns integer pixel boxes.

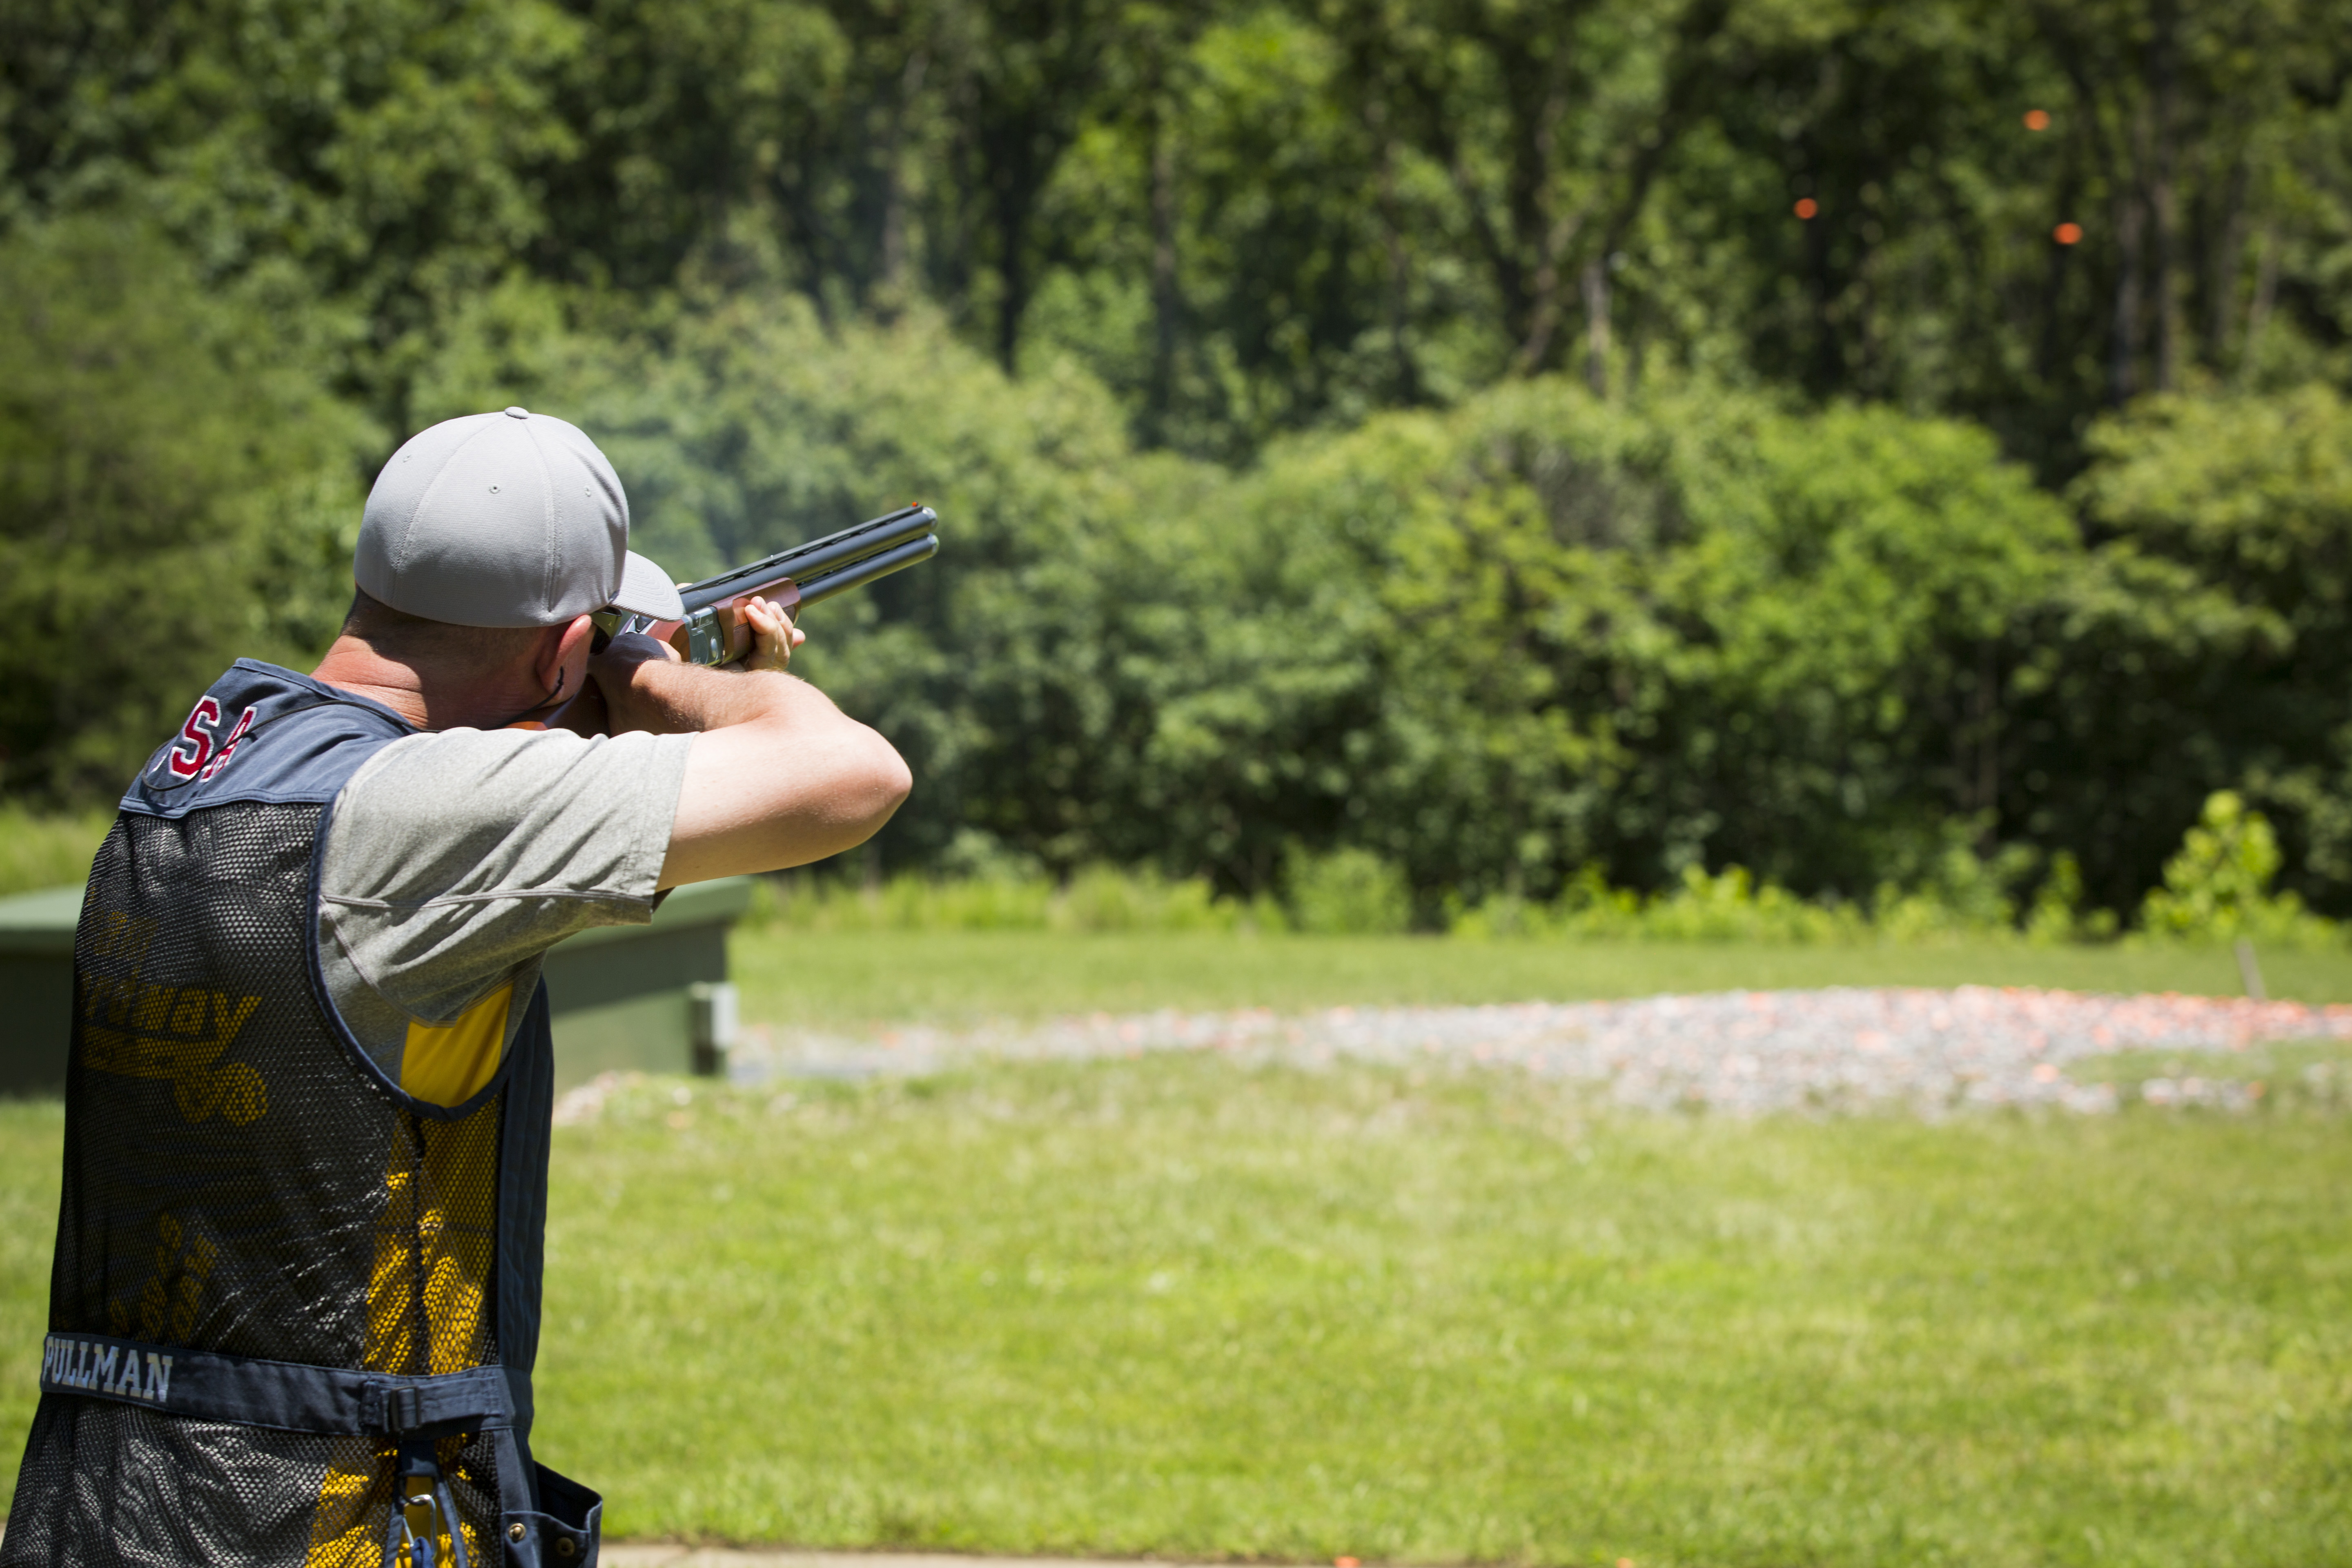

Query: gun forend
[602,505,940,666]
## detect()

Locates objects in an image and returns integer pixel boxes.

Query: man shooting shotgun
[0,407,923,1568]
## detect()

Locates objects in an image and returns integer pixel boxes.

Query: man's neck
[310,636,547,732]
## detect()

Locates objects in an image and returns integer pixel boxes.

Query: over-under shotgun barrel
[610,504,941,665]
[788,530,940,607]
[678,505,938,614]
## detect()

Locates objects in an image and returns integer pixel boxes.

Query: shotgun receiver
[601,505,940,666]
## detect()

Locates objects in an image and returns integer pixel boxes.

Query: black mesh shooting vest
[1,660,601,1568]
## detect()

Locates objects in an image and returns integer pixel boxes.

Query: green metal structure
[0,877,754,1096]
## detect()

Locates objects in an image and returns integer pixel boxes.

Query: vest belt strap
[40,1332,515,1438]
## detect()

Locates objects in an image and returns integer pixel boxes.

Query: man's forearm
[589,630,910,886]
[592,638,838,736]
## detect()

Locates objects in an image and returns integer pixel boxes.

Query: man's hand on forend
[729,594,804,674]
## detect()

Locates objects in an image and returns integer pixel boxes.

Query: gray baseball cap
[356,406,685,628]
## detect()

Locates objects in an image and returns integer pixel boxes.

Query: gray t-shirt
[316,726,694,1105]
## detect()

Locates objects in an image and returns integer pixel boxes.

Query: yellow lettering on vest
[77,905,265,1129]
[398,984,511,1109]
[90,911,131,958]
[132,982,177,1033]
[80,989,267,1125]
[136,1276,167,1340]
[213,991,259,1037]
[121,1210,216,1344]
[170,1272,202,1340]
[88,911,156,964]
[170,1072,214,1124]
[184,1061,268,1127]
[168,988,209,1036]
[81,911,161,1036]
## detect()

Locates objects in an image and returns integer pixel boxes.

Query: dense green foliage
[14,0,2349,457]
[753,790,2336,947]
[7,0,2352,923]
[0,218,364,795]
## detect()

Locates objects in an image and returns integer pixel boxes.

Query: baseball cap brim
[609,550,687,622]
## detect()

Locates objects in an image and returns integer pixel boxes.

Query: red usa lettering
[200,706,257,780]
[164,699,257,782]
[166,697,220,778]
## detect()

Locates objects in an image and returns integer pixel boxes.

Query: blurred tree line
[5,0,2352,924]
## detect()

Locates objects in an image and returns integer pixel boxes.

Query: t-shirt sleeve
[318,726,693,1035]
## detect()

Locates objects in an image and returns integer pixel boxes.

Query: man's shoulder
[341,724,678,804]
[122,660,413,816]
[325,725,691,902]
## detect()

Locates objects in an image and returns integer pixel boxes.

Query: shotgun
[599,505,940,666]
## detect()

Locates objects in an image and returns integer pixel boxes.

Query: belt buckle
[367,1380,431,1435]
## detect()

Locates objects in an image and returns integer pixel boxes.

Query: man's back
[2,408,910,1566]
[9,660,579,1566]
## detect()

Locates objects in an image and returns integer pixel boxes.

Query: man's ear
[536,614,598,698]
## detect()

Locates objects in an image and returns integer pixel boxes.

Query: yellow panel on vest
[400,983,511,1107]
[308,1020,505,1564]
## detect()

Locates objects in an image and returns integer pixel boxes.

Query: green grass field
[521,1064,2352,1564]
[8,1058,2350,1565]
[732,926,2352,1030]
[6,933,2352,1563]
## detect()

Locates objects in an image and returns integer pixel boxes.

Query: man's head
[355,406,681,630]
[325,408,683,727]
[355,409,682,635]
